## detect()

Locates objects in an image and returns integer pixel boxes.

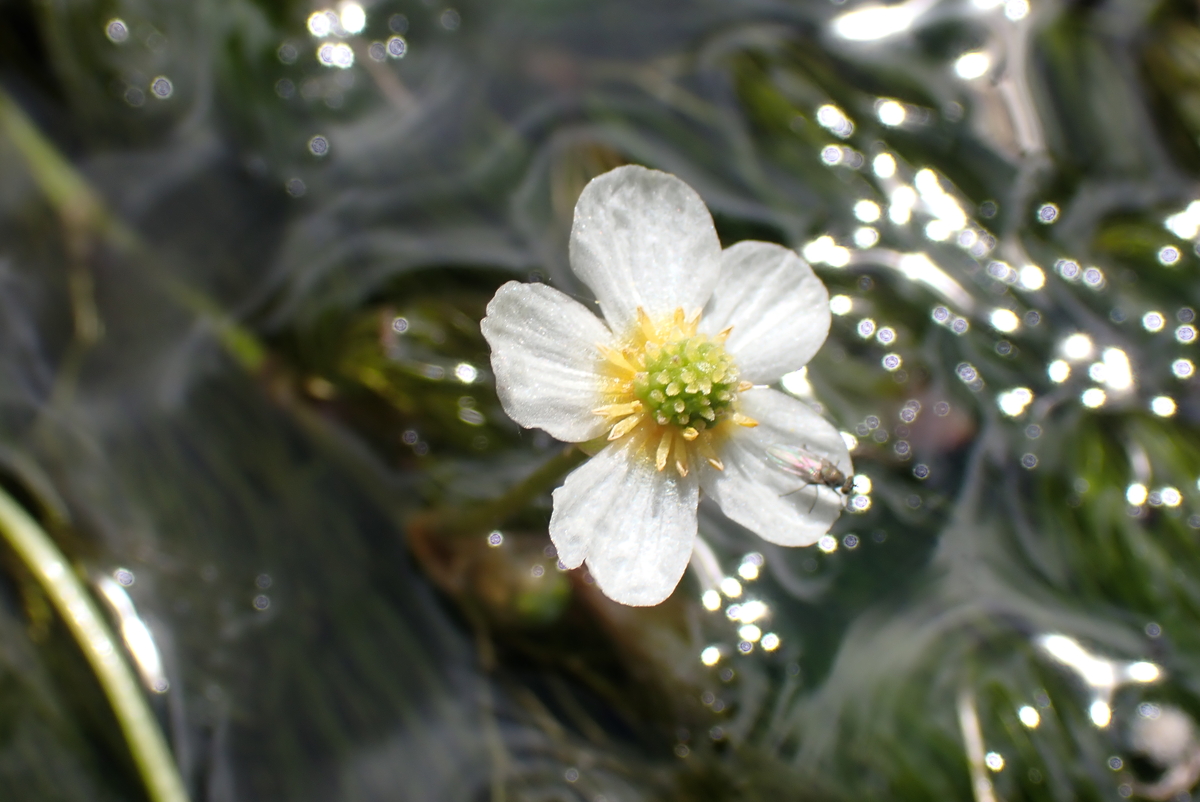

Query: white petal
[699,241,831,384]
[550,436,700,606]
[569,165,722,335]
[481,281,612,442]
[701,388,850,547]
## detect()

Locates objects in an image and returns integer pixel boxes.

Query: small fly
[766,444,853,511]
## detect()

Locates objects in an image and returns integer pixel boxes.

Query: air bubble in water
[1036,203,1058,223]
[106,19,129,43]
[150,76,173,99]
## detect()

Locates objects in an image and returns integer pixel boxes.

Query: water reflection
[830,0,936,43]
[1036,634,1161,728]
[96,573,169,693]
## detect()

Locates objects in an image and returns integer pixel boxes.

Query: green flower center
[633,335,740,429]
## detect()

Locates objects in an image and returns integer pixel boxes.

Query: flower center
[633,336,739,428]
[591,307,757,477]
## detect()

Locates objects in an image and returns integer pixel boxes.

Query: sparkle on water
[872,152,897,178]
[954,51,990,80]
[854,199,881,222]
[816,104,855,138]
[877,99,906,127]
[1048,359,1070,383]
[997,387,1033,417]
[1150,396,1176,417]
[1062,333,1094,361]
[1080,388,1106,408]
[831,2,921,42]
[1090,700,1112,728]
[1165,200,1200,239]
[990,308,1019,333]
[738,624,762,642]
[1018,264,1045,290]
[719,577,743,598]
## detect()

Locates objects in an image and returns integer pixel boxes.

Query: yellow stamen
[716,325,733,343]
[681,426,699,441]
[599,378,634,396]
[738,381,754,392]
[732,412,758,428]
[673,429,689,476]
[655,429,672,471]
[608,413,643,441]
[597,343,638,373]
[636,307,658,341]
[697,438,724,471]
[592,401,643,419]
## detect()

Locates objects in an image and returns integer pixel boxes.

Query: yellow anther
[697,438,724,471]
[672,432,691,475]
[738,381,754,392]
[655,429,672,472]
[682,427,699,441]
[608,413,643,441]
[716,325,734,343]
[597,343,638,373]
[636,307,658,341]
[732,412,758,428]
[599,375,634,394]
[592,401,643,419]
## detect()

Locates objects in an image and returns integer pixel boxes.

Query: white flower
[481,166,850,606]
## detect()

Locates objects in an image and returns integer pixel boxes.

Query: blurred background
[2,0,1200,799]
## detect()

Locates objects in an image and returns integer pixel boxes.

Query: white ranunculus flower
[481,165,850,606]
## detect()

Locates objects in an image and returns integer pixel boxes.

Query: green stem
[0,487,190,802]
[441,446,589,537]
[0,89,265,374]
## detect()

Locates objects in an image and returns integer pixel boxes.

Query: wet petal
[550,435,700,605]
[570,165,721,335]
[481,281,612,442]
[700,388,850,546]
[699,241,830,383]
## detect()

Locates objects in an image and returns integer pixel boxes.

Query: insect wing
[766,444,826,482]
